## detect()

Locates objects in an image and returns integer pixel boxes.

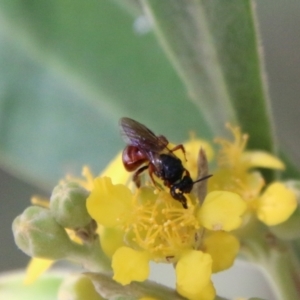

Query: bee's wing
[119,117,167,153]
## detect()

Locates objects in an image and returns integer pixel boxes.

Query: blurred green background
[0,0,299,275]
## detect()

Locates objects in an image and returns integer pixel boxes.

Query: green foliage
[141,0,274,151]
[0,272,63,300]
[0,0,211,186]
[0,0,278,188]
[4,2,300,299]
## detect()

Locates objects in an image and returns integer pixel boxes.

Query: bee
[119,117,211,208]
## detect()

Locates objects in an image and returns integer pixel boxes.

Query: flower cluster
[87,175,245,299]
[206,124,297,226]
[13,125,297,300]
[85,125,296,299]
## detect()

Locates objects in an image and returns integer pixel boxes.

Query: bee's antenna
[193,174,213,185]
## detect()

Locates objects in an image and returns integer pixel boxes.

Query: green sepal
[50,182,91,229]
[12,206,74,259]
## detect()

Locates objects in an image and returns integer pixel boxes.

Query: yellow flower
[23,123,296,299]
[87,179,200,262]
[86,174,245,299]
[207,124,296,226]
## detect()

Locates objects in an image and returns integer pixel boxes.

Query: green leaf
[280,151,300,180]
[140,0,275,151]
[0,0,212,187]
[0,271,63,300]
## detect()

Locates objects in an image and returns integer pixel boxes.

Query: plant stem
[259,244,300,300]
[85,272,229,300]
[70,237,112,273]
[239,221,300,300]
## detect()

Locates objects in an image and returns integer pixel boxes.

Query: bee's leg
[169,144,187,161]
[133,165,149,188]
[148,163,161,189]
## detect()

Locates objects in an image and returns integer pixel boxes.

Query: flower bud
[50,182,91,229]
[12,206,74,259]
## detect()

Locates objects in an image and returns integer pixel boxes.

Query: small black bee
[119,117,211,208]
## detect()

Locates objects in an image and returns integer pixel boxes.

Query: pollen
[122,190,200,261]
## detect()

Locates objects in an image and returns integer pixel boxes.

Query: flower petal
[86,177,132,227]
[203,231,239,273]
[24,258,54,285]
[176,250,213,299]
[242,151,285,170]
[112,247,150,285]
[256,182,297,226]
[198,191,246,231]
[98,226,125,258]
